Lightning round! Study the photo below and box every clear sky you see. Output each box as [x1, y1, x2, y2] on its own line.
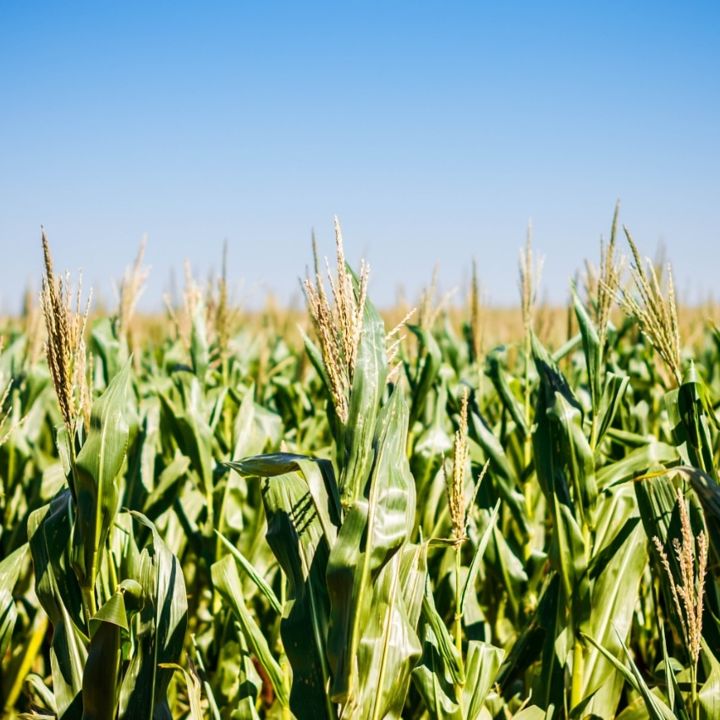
[1, 1, 719, 312]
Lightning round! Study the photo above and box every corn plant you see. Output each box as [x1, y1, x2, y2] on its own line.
[1, 215, 720, 719]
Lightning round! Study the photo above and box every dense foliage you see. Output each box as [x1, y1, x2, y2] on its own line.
[1, 222, 719, 719]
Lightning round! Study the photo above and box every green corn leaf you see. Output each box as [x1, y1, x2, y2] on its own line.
[412, 625, 463, 719]
[189, 295, 209, 378]
[0, 544, 28, 656]
[214, 530, 282, 613]
[582, 632, 678, 720]
[228, 453, 337, 719]
[596, 441, 678, 490]
[462, 641, 505, 719]
[699, 640, 720, 720]
[159, 376, 214, 520]
[72, 361, 132, 599]
[190, 635, 225, 720]
[421, 572, 464, 686]
[81, 592, 128, 720]
[353, 543, 426, 720]
[0, 589, 17, 661]
[406, 324, 442, 427]
[533, 573, 567, 710]
[485, 347, 528, 437]
[572, 289, 602, 417]
[339, 288, 387, 505]
[412, 572, 464, 719]
[514, 706, 551, 720]
[547, 391, 597, 518]
[28, 490, 88, 719]
[231, 384, 280, 460]
[227, 453, 341, 543]
[412, 380, 453, 534]
[495, 574, 562, 701]
[90, 318, 124, 385]
[157, 663, 204, 720]
[552, 497, 587, 609]
[460, 500, 500, 612]
[326, 385, 416, 704]
[595, 371, 630, 446]
[118, 512, 188, 720]
[467, 407, 528, 535]
[211, 555, 289, 709]
[577, 487, 648, 718]
[532, 334, 576, 508]
[666, 364, 716, 478]
[142, 452, 190, 520]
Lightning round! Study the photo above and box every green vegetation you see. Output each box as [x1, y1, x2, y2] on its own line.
[1, 215, 720, 719]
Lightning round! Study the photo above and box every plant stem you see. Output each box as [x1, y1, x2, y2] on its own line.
[691, 663, 699, 720]
[570, 634, 584, 709]
[454, 543, 463, 658]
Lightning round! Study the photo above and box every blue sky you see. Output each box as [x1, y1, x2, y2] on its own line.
[1, 1, 719, 311]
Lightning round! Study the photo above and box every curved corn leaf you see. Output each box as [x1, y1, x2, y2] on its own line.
[28, 490, 88, 719]
[157, 663, 204, 720]
[227, 453, 341, 543]
[82, 592, 128, 720]
[228, 453, 337, 719]
[596, 441, 678, 490]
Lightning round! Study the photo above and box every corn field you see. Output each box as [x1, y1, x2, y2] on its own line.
[1, 214, 720, 720]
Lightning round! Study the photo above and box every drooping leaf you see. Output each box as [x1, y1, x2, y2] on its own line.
[228, 453, 337, 719]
